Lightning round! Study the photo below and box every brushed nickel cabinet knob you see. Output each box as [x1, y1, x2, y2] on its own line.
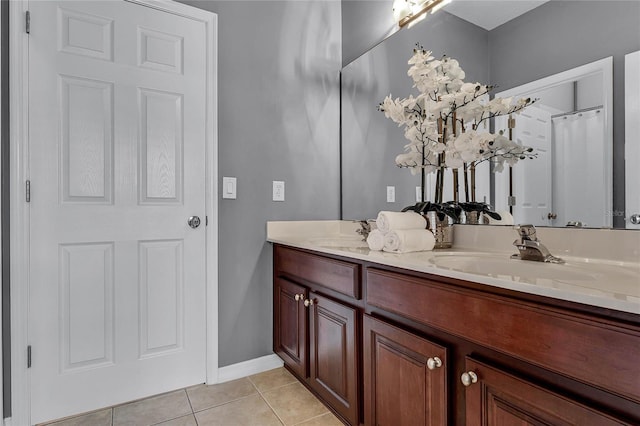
[461, 371, 478, 387]
[427, 357, 442, 370]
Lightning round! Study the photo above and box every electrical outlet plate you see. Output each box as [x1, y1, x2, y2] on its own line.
[222, 177, 237, 199]
[386, 186, 395, 203]
[273, 181, 285, 201]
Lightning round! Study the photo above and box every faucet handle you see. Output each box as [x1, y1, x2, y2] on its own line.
[513, 224, 537, 241]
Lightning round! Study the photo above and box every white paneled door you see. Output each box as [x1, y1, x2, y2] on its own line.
[28, 1, 208, 423]
[510, 106, 553, 226]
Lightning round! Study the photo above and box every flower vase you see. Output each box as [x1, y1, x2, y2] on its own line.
[424, 211, 454, 249]
[460, 210, 480, 225]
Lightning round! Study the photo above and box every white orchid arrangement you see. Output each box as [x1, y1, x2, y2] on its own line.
[379, 44, 536, 205]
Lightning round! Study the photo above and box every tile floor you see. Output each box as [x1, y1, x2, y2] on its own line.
[43, 367, 344, 426]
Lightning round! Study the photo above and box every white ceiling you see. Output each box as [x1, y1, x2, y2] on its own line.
[443, 0, 550, 30]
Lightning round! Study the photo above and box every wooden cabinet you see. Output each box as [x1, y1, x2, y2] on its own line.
[363, 315, 447, 426]
[463, 358, 634, 426]
[273, 246, 360, 425]
[272, 244, 640, 426]
[274, 277, 307, 378]
[309, 292, 358, 425]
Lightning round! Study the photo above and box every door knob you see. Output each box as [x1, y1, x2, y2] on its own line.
[631, 214, 640, 225]
[547, 212, 557, 220]
[304, 299, 315, 307]
[294, 294, 304, 301]
[188, 216, 201, 229]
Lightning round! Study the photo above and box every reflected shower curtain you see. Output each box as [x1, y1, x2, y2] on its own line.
[552, 109, 607, 227]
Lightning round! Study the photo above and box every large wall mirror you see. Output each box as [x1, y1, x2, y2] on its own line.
[341, 0, 640, 229]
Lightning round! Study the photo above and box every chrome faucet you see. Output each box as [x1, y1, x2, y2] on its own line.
[354, 220, 373, 241]
[511, 224, 564, 264]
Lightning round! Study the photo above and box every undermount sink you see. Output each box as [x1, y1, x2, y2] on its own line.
[429, 253, 596, 282]
[308, 236, 368, 248]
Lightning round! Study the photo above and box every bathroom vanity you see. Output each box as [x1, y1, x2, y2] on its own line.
[269, 221, 640, 425]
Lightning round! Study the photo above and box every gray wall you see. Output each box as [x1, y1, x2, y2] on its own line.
[1, 0, 10, 416]
[489, 0, 640, 228]
[342, 11, 489, 219]
[342, 0, 399, 67]
[179, 0, 342, 367]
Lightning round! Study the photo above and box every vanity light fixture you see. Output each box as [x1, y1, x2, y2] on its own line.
[393, 0, 452, 28]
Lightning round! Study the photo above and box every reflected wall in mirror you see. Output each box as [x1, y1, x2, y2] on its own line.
[625, 51, 640, 230]
[341, 0, 640, 228]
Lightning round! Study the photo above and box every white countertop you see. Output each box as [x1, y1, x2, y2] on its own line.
[267, 221, 640, 315]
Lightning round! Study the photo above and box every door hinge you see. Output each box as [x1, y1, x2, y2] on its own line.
[27, 345, 32, 368]
[26, 180, 31, 203]
[25, 11, 31, 34]
[206, 216, 208, 226]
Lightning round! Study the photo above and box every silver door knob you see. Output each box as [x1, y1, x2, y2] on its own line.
[631, 214, 640, 225]
[188, 216, 201, 229]
[461, 371, 478, 387]
[304, 299, 314, 307]
[294, 294, 304, 301]
[427, 357, 442, 370]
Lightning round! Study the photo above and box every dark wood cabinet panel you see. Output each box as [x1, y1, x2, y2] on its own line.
[309, 292, 359, 425]
[273, 243, 640, 426]
[464, 358, 633, 426]
[366, 268, 640, 403]
[274, 277, 307, 378]
[275, 245, 361, 298]
[363, 315, 447, 426]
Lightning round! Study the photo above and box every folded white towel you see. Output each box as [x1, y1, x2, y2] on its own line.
[366, 229, 385, 251]
[383, 229, 435, 253]
[376, 211, 426, 233]
[486, 210, 514, 225]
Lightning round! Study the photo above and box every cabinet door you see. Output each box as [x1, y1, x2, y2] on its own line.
[363, 315, 447, 426]
[274, 278, 307, 378]
[464, 357, 633, 426]
[309, 292, 359, 425]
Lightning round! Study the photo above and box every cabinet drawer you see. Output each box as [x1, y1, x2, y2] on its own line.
[366, 268, 640, 403]
[464, 357, 633, 425]
[275, 246, 361, 299]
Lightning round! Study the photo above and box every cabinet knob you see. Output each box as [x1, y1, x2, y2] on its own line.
[304, 299, 315, 307]
[294, 294, 304, 301]
[460, 371, 478, 387]
[426, 357, 442, 370]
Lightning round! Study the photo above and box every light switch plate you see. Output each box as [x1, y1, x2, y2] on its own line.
[386, 186, 395, 203]
[222, 177, 237, 199]
[273, 181, 285, 201]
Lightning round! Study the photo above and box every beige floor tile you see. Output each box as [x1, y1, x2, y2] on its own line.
[152, 414, 197, 426]
[261, 383, 328, 426]
[294, 412, 344, 426]
[113, 390, 192, 426]
[186, 378, 257, 412]
[194, 394, 283, 426]
[249, 367, 297, 393]
[45, 408, 112, 426]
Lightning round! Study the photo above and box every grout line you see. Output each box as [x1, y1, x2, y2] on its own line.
[291, 411, 332, 426]
[184, 387, 196, 414]
[256, 390, 287, 426]
[191, 392, 260, 414]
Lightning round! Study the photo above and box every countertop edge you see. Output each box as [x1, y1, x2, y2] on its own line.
[268, 237, 640, 315]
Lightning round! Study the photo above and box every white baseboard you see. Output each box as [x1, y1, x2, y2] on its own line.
[216, 353, 284, 384]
